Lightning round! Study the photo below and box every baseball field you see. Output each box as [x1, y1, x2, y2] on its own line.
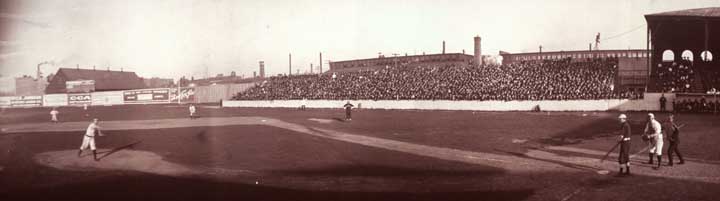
[1, 104, 720, 201]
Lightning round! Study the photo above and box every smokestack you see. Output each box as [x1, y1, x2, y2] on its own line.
[93, 65, 96, 70]
[289, 53, 292, 76]
[442, 41, 446, 54]
[310, 63, 314, 74]
[259, 61, 265, 78]
[76, 64, 79, 70]
[589, 43, 592, 51]
[474, 36, 482, 66]
[539, 46, 543, 53]
[319, 52, 322, 73]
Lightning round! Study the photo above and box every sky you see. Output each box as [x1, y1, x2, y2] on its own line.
[1, 0, 719, 93]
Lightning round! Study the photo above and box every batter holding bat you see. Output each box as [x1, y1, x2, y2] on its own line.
[78, 118, 105, 161]
[616, 114, 632, 176]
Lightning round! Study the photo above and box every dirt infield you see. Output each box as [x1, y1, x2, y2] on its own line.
[2, 105, 720, 200]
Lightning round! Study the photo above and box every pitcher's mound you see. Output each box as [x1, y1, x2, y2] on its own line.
[35, 149, 196, 176]
[35, 149, 255, 178]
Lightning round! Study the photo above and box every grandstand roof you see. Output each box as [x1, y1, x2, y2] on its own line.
[645, 7, 720, 20]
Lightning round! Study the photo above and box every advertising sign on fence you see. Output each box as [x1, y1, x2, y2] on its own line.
[91, 91, 124, 105]
[170, 87, 196, 103]
[0, 96, 13, 107]
[123, 88, 170, 104]
[68, 93, 92, 106]
[43, 94, 68, 107]
[10, 96, 43, 107]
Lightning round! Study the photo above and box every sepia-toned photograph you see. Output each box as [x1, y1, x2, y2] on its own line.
[1, 0, 720, 200]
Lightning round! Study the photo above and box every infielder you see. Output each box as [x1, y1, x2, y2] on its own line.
[50, 108, 59, 123]
[643, 113, 663, 169]
[343, 101, 354, 121]
[617, 114, 632, 176]
[78, 118, 104, 161]
[189, 104, 197, 119]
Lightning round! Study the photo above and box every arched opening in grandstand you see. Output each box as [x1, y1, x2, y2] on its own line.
[701, 50, 714, 62]
[681, 50, 694, 62]
[662, 50, 675, 62]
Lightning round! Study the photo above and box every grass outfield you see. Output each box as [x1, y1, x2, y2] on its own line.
[1, 105, 720, 201]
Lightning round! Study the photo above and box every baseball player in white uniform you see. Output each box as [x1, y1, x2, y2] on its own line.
[78, 118, 104, 161]
[50, 108, 59, 123]
[643, 113, 663, 169]
[189, 104, 197, 119]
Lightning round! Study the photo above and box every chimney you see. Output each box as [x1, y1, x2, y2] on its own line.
[289, 53, 292, 76]
[442, 41, 446, 54]
[319, 52, 323, 73]
[76, 64, 79, 70]
[93, 65, 96, 70]
[310, 63, 313, 74]
[474, 36, 482, 66]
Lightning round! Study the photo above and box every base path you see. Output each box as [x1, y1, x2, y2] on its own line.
[9, 116, 720, 184]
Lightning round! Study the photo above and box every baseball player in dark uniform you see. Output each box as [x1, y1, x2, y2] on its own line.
[617, 114, 632, 175]
[666, 114, 685, 166]
[343, 101, 354, 121]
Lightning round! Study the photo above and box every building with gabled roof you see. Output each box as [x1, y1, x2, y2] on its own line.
[45, 68, 146, 94]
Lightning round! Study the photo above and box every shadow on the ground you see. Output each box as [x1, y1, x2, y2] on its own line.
[96, 141, 143, 160]
[1, 173, 535, 201]
[269, 164, 504, 177]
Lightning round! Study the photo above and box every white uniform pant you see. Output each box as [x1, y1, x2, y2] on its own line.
[648, 134, 663, 155]
[80, 136, 96, 150]
[51, 115, 58, 121]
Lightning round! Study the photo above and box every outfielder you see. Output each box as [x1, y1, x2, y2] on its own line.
[617, 114, 632, 176]
[78, 118, 104, 161]
[189, 104, 197, 119]
[643, 113, 663, 169]
[50, 108, 59, 123]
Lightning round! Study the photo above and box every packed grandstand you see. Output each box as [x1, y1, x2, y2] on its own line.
[233, 58, 644, 101]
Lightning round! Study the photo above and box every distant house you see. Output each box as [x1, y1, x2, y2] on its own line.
[45, 68, 147, 94]
[15, 75, 48, 96]
[142, 77, 174, 88]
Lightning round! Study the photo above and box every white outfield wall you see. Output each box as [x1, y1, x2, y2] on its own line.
[223, 96, 663, 112]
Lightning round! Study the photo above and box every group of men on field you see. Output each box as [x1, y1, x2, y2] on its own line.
[616, 112, 684, 176]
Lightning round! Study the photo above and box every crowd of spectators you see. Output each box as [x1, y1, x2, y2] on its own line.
[656, 59, 696, 93]
[233, 58, 631, 101]
[673, 97, 720, 113]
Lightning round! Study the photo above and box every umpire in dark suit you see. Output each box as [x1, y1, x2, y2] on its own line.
[666, 114, 685, 166]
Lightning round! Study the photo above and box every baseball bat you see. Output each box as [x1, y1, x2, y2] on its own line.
[600, 141, 621, 162]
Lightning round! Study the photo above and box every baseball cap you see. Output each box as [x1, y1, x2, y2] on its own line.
[618, 114, 627, 119]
